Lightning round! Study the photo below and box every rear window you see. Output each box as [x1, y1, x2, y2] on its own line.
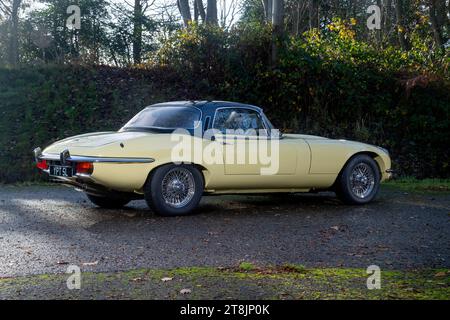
[122, 106, 201, 130]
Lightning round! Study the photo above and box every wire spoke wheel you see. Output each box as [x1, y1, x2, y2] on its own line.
[161, 167, 196, 208]
[349, 162, 375, 199]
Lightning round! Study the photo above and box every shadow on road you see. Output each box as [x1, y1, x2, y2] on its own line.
[0, 185, 449, 277]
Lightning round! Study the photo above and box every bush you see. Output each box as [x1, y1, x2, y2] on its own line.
[152, 22, 449, 178]
[0, 64, 191, 183]
[0, 22, 448, 182]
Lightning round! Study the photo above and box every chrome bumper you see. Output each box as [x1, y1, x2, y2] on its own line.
[34, 147, 155, 164]
[33, 147, 149, 199]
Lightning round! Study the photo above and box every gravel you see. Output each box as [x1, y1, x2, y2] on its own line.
[0, 185, 449, 277]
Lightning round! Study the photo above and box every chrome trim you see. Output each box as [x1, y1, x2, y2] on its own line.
[350, 162, 375, 199]
[60, 149, 70, 165]
[33, 147, 42, 163]
[161, 167, 196, 208]
[39, 153, 155, 163]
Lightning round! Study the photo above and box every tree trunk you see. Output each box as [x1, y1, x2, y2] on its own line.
[177, 0, 192, 27]
[206, 0, 218, 25]
[309, 0, 319, 29]
[194, 0, 199, 22]
[292, 1, 300, 35]
[272, 0, 284, 30]
[376, 0, 382, 46]
[196, 0, 206, 22]
[394, 0, 409, 50]
[383, 0, 392, 39]
[271, 0, 284, 65]
[262, 0, 273, 22]
[8, 0, 21, 67]
[435, 0, 447, 31]
[133, 0, 142, 64]
[429, 0, 444, 49]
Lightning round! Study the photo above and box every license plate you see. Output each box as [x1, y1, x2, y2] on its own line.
[49, 165, 73, 177]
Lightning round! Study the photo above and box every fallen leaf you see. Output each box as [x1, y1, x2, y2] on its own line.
[161, 277, 173, 282]
[331, 226, 339, 231]
[131, 277, 143, 282]
[82, 261, 98, 266]
[434, 272, 446, 277]
[180, 288, 191, 294]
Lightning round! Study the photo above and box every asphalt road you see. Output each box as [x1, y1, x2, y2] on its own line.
[0, 185, 449, 277]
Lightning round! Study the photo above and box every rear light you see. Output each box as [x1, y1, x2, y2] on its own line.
[76, 162, 94, 175]
[36, 160, 48, 170]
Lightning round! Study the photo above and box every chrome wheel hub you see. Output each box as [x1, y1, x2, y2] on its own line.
[161, 168, 195, 208]
[350, 163, 375, 199]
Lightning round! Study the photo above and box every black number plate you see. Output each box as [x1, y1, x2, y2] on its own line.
[49, 165, 73, 177]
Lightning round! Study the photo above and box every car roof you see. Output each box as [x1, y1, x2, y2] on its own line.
[148, 101, 263, 113]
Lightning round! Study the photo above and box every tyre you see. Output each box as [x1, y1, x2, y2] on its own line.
[144, 164, 204, 216]
[86, 194, 130, 208]
[335, 154, 381, 205]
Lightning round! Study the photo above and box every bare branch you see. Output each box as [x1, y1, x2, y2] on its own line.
[0, 0, 12, 15]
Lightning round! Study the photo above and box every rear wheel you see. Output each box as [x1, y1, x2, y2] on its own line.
[335, 154, 380, 204]
[144, 164, 204, 216]
[86, 194, 130, 208]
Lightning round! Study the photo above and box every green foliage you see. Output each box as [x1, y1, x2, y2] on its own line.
[0, 22, 449, 182]
[0, 64, 184, 182]
[1, 266, 449, 299]
[154, 23, 449, 178]
[385, 178, 450, 193]
[239, 262, 256, 271]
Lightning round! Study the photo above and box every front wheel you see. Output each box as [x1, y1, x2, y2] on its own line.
[335, 155, 381, 205]
[144, 164, 204, 216]
[86, 194, 130, 208]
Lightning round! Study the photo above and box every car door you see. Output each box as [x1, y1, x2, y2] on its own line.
[212, 107, 297, 176]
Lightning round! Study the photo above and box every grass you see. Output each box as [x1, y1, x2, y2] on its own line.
[0, 266, 448, 300]
[239, 262, 256, 271]
[384, 177, 450, 193]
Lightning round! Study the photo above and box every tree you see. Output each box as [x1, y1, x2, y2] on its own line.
[195, 0, 206, 22]
[261, 0, 272, 22]
[133, 0, 143, 64]
[0, 0, 23, 66]
[132, 0, 155, 64]
[428, 0, 445, 50]
[308, 0, 318, 29]
[176, 0, 217, 26]
[177, 0, 191, 26]
[394, 0, 409, 50]
[206, 0, 218, 25]
[271, 0, 284, 65]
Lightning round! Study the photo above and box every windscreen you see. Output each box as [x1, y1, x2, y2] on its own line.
[122, 106, 201, 130]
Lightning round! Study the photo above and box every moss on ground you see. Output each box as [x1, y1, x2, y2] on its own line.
[384, 178, 450, 193]
[0, 266, 448, 300]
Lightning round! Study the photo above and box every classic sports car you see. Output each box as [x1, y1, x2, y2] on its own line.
[34, 101, 392, 216]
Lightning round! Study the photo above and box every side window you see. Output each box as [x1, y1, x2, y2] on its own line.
[213, 108, 266, 136]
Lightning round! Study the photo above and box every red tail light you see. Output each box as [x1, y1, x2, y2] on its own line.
[76, 162, 94, 175]
[36, 160, 48, 170]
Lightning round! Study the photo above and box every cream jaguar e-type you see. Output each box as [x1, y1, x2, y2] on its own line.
[34, 101, 392, 216]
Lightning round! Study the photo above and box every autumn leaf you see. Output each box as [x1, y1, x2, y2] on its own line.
[161, 277, 173, 282]
[180, 288, 191, 294]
